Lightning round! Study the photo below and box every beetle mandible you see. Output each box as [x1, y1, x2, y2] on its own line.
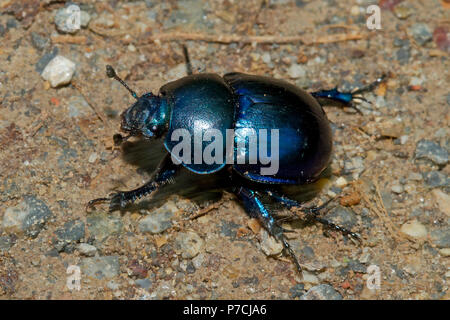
[88, 47, 385, 273]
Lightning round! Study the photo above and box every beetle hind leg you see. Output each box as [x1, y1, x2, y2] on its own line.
[234, 186, 302, 273]
[311, 74, 387, 114]
[264, 190, 361, 241]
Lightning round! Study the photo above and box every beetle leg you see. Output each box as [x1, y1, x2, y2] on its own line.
[87, 153, 179, 212]
[234, 186, 302, 273]
[262, 190, 361, 241]
[311, 74, 387, 114]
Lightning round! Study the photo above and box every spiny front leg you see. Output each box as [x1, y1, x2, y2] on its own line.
[87, 152, 179, 212]
[262, 190, 361, 241]
[234, 186, 302, 273]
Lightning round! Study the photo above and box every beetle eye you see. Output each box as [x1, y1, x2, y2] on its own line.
[152, 125, 157, 131]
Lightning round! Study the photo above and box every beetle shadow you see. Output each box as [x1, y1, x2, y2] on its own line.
[118, 138, 332, 214]
[119, 138, 232, 212]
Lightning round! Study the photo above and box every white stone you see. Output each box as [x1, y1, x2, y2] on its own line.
[77, 243, 97, 257]
[41, 56, 76, 87]
[432, 189, 450, 217]
[302, 271, 319, 284]
[259, 229, 283, 256]
[3, 201, 29, 233]
[174, 231, 204, 259]
[391, 184, 404, 194]
[262, 53, 271, 64]
[400, 220, 427, 239]
[335, 177, 348, 188]
[88, 153, 98, 163]
[287, 64, 306, 79]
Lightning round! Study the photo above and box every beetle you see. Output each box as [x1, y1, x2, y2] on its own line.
[88, 50, 385, 272]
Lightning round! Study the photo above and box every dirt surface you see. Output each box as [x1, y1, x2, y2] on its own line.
[0, 0, 449, 300]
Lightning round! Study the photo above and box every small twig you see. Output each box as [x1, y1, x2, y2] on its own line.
[189, 202, 221, 220]
[360, 180, 405, 243]
[51, 35, 87, 45]
[72, 81, 110, 129]
[88, 23, 365, 45]
[136, 32, 365, 46]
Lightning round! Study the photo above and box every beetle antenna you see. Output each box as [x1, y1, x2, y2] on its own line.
[106, 65, 138, 100]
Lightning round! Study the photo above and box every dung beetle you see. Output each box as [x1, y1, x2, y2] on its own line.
[88, 49, 385, 273]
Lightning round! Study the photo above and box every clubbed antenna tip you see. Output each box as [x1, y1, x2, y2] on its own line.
[105, 65, 138, 100]
[106, 65, 116, 78]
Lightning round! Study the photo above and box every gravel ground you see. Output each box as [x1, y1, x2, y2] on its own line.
[0, 0, 449, 300]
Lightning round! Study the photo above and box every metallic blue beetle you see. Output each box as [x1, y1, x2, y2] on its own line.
[89, 60, 384, 272]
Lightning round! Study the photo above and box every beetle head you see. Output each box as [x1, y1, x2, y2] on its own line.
[120, 93, 168, 139]
[106, 65, 169, 140]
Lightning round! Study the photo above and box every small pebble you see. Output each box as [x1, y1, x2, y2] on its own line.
[41, 55, 76, 88]
[174, 231, 204, 259]
[54, 220, 85, 251]
[0, 235, 16, 252]
[391, 184, 404, 194]
[87, 212, 123, 243]
[439, 248, 450, 257]
[289, 283, 305, 299]
[135, 278, 152, 290]
[287, 64, 306, 79]
[302, 271, 319, 284]
[423, 171, 449, 188]
[67, 95, 91, 118]
[106, 280, 120, 290]
[408, 172, 422, 181]
[410, 23, 433, 46]
[31, 32, 49, 51]
[393, 3, 414, 19]
[396, 46, 411, 65]
[138, 204, 176, 234]
[80, 256, 120, 279]
[433, 26, 450, 52]
[400, 220, 427, 239]
[54, 6, 82, 34]
[335, 177, 348, 188]
[3, 196, 52, 238]
[301, 284, 342, 300]
[80, 11, 91, 28]
[93, 13, 115, 28]
[259, 229, 283, 256]
[262, 53, 271, 64]
[430, 227, 450, 248]
[77, 243, 97, 257]
[88, 153, 98, 163]
[415, 140, 448, 166]
[192, 253, 204, 269]
[432, 189, 450, 216]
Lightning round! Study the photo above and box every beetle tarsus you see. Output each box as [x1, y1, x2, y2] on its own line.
[235, 186, 303, 274]
[311, 74, 388, 114]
